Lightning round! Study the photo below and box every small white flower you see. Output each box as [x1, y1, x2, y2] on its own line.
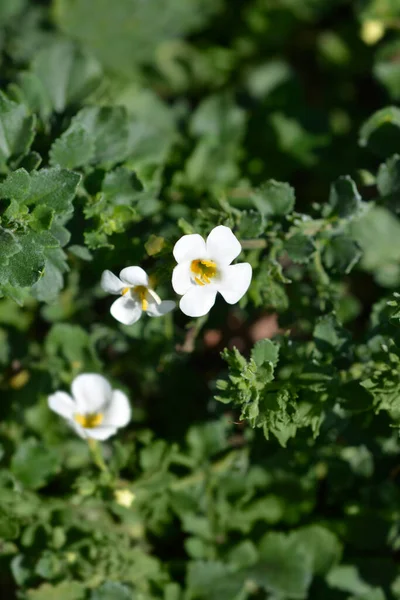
[48, 373, 131, 441]
[101, 266, 175, 325]
[172, 225, 252, 317]
[114, 488, 136, 508]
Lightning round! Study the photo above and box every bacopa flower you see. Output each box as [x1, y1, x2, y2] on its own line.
[172, 225, 252, 317]
[48, 373, 131, 440]
[101, 266, 175, 325]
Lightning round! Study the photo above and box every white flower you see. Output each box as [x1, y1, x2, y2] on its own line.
[48, 373, 131, 441]
[114, 489, 136, 508]
[172, 225, 252, 317]
[101, 266, 175, 325]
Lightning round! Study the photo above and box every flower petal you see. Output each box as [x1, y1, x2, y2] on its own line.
[69, 420, 86, 439]
[217, 263, 252, 304]
[147, 300, 176, 317]
[173, 234, 207, 263]
[110, 296, 142, 325]
[172, 261, 192, 295]
[84, 426, 118, 441]
[206, 225, 242, 265]
[101, 270, 124, 295]
[179, 287, 217, 317]
[48, 391, 76, 420]
[72, 373, 112, 414]
[119, 266, 149, 287]
[104, 390, 131, 427]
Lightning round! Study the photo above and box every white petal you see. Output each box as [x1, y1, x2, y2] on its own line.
[110, 296, 142, 325]
[217, 263, 252, 304]
[101, 270, 124, 295]
[206, 225, 242, 265]
[72, 373, 112, 414]
[179, 287, 217, 317]
[103, 390, 131, 427]
[48, 391, 76, 420]
[69, 420, 86, 439]
[172, 261, 192, 295]
[173, 234, 207, 263]
[119, 266, 149, 287]
[84, 426, 118, 441]
[147, 300, 176, 317]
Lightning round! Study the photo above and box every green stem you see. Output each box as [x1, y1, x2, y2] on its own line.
[88, 439, 109, 473]
[240, 239, 267, 249]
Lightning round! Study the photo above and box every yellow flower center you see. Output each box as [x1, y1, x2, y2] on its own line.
[190, 259, 217, 286]
[133, 285, 149, 310]
[121, 285, 149, 310]
[74, 412, 104, 428]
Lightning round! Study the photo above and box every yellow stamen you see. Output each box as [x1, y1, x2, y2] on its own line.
[121, 287, 130, 296]
[191, 259, 217, 286]
[133, 285, 149, 311]
[74, 413, 104, 428]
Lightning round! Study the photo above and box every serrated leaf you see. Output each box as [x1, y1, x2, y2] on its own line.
[251, 180, 295, 216]
[49, 124, 95, 169]
[251, 339, 279, 368]
[285, 232, 315, 263]
[0, 168, 31, 200]
[0, 91, 36, 169]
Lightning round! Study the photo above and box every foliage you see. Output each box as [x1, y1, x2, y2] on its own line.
[0, 0, 400, 598]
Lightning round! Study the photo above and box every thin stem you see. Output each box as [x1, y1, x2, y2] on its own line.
[240, 239, 267, 249]
[88, 439, 109, 474]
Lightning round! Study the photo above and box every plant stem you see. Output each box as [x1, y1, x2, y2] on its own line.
[88, 439, 109, 473]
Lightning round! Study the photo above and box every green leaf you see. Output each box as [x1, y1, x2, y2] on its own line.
[26, 168, 81, 214]
[0, 508, 19, 540]
[328, 176, 364, 219]
[90, 582, 133, 600]
[374, 40, 400, 101]
[0, 168, 31, 200]
[26, 581, 85, 600]
[187, 561, 246, 600]
[31, 248, 68, 302]
[326, 565, 373, 595]
[250, 532, 313, 598]
[4, 231, 58, 288]
[293, 526, 342, 575]
[62, 106, 129, 168]
[351, 206, 400, 287]
[251, 180, 296, 216]
[359, 106, 400, 157]
[377, 154, 400, 212]
[54, 0, 223, 75]
[323, 235, 362, 274]
[11, 439, 60, 489]
[0, 91, 36, 170]
[285, 232, 315, 263]
[0, 227, 22, 265]
[49, 124, 95, 169]
[313, 314, 349, 355]
[31, 39, 102, 113]
[251, 339, 279, 368]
